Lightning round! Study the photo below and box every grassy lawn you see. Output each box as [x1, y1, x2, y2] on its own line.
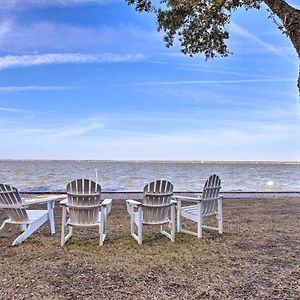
[0, 198, 299, 299]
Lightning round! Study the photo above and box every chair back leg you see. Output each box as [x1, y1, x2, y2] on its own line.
[21, 224, 27, 232]
[60, 207, 74, 246]
[160, 203, 175, 242]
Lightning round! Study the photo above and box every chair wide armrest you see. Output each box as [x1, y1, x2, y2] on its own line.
[60, 198, 68, 206]
[102, 198, 113, 214]
[172, 195, 201, 203]
[0, 204, 29, 209]
[126, 199, 142, 207]
[101, 198, 112, 206]
[25, 195, 61, 206]
[126, 199, 142, 215]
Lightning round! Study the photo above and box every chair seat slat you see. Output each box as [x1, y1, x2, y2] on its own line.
[67, 192, 100, 197]
[142, 203, 172, 208]
[145, 192, 173, 197]
[67, 204, 101, 209]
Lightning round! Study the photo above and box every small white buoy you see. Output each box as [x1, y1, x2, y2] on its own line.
[266, 180, 274, 190]
[95, 169, 98, 184]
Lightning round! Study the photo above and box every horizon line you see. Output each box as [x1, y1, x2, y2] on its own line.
[1, 159, 300, 164]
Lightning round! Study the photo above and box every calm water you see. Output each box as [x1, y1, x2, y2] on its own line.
[0, 160, 300, 192]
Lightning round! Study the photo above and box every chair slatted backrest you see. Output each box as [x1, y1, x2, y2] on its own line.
[142, 180, 173, 224]
[0, 184, 29, 223]
[202, 175, 221, 216]
[66, 179, 101, 226]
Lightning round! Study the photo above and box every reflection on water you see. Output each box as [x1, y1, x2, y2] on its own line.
[0, 160, 299, 192]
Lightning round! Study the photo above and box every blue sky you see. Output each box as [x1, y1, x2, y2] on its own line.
[0, 0, 299, 160]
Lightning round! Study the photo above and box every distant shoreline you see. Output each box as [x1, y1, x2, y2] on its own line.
[1, 159, 300, 164]
[22, 191, 300, 201]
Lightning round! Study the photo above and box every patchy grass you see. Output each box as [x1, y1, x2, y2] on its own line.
[0, 198, 299, 299]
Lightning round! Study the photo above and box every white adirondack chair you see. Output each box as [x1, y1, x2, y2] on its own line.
[173, 174, 223, 238]
[0, 184, 56, 246]
[126, 180, 176, 245]
[60, 179, 112, 246]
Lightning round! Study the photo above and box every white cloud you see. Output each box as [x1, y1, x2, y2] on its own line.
[52, 121, 106, 138]
[231, 22, 276, 52]
[0, 20, 12, 41]
[2, 118, 299, 160]
[129, 78, 296, 86]
[0, 20, 161, 54]
[0, 117, 107, 138]
[0, 0, 117, 10]
[178, 63, 281, 79]
[0, 53, 144, 69]
[1, 108, 300, 160]
[0, 106, 33, 113]
[0, 85, 73, 92]
[230, 22, 294, 62]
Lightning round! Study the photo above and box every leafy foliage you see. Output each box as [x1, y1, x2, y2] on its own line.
[127, 0, 265, 58]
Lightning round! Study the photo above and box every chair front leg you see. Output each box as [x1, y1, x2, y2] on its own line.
[177, 198, 182, 233]
[47, 200, 56, 234]
[61, 206, 67, 246]
[137, 206, 143, 245]
[99, 206, 106, 246]
[171, 203, 176, 242]
[218, 197, 223, 234]
[130, 206, 135, 237]
[197, 202, 203, 238]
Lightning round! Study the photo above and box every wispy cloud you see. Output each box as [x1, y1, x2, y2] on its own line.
[0, 106, 34, 113]
[0, 20, 12, 41]
[178, 63, 280, 79]
[53, 122, 106, 138]
[0, 21, 161, 54]
[129, 78, 295, 86]
[0, 85, 74, 92]
[0, 0, 117, 10]
[0, 116, 107, 138]
[1, 105, 299, 159]
[291, 2, 299, 9]
[0, 53, 144, 69]
[230, 22, 294, 62]
[1, 115, 299, 160]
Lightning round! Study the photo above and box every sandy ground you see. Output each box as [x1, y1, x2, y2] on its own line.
[0, 198, 299, 300]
